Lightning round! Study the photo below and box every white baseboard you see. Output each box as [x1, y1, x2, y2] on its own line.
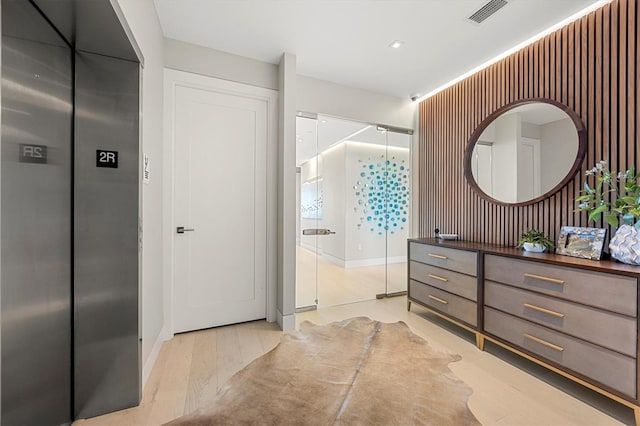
[277, 309, 295, 331]
[321, 252, 345, 267]
[344, 255, 406, 268]
[300, 241, 319, 252]
[320, 254, 407, 268]
[142, 325, 168, 388]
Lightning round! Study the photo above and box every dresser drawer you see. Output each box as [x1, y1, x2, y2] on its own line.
[485, 307, 636, 397]
[485, 255, 637, 316]
[409, 243, 477, 276]
[409, 280, 477, 327]
[485, 281, 637, 357]
[409, 261, 477, 301]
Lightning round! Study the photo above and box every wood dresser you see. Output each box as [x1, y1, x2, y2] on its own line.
[408, 238, 640, 422]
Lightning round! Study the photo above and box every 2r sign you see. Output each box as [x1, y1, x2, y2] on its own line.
[19, 144, 47, 164]
[96, 150, 118, 168]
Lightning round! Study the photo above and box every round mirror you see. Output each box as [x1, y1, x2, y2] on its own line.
[464, 98, 586, 206]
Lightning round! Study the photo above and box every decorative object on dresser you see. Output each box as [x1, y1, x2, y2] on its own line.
[408, 238, 640, 424]
[517, 228, 554, 252]
[555, 226, 607, 260]
[439, 233, 459, 241]
[576, 161, 640, 265]
[610, 225, 640, 266]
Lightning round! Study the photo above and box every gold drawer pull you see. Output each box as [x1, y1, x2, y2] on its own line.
[523, 333, 564, 352]
[428, 274, 449, 282]
[428, 253, 448, 260]
[428, 295, 449, 305]
[523, 303, 565, 318]
[523, 273, 565, 285]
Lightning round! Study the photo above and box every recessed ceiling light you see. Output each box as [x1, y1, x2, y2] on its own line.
[389, 40, 404, 49]
[321, 120, 327, 124]
[297, 138, 303, 143]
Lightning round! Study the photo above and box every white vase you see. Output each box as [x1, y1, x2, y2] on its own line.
[609, 224, 640, 265]
[523, 242, 546, 252]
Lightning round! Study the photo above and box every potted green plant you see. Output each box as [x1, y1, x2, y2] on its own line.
[517, 229, 555, 252]
[575, 160, 640, 227]
[575, 160, 640, 264]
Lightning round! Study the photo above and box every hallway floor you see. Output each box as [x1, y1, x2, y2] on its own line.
[296, 246, 407, 308]
[75, 297, 633, 425]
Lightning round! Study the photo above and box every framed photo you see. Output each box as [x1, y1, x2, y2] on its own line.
[556, 226, 607, 260]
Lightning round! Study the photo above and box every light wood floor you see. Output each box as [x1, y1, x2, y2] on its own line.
[296, 246, 407, 308]
[75, 297, 634, 425]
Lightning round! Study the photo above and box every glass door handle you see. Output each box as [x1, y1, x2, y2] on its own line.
[302, 228, 336, 235]
[176, 226, 195, 234]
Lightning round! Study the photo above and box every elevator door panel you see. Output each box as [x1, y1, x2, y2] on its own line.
[1, 1, 73, 424]
[74, 52, 140, 419]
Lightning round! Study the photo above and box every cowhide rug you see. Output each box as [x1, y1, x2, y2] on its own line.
[167, 317, 480, 425]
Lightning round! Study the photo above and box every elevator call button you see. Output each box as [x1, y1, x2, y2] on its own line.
[96, 150, 118, 168]
[19, 144, 47, 164]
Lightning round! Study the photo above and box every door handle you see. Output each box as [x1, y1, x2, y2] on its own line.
[176, 226, 195, 234]
[302, 229, 336, 236]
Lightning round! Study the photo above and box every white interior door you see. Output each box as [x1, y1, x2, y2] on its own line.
[171, 77, 268, 333]
[518, 138, 541, 202]
[474, 144, 493, 195]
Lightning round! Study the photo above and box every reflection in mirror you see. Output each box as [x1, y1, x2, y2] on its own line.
[468, 101, 584, 204]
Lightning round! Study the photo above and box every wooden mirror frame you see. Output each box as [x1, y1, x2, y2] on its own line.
[464, 98, 587, 207]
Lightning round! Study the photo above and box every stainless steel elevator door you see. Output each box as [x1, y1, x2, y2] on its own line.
[74, 51, 140, 419]
[1, 1, 73, 424]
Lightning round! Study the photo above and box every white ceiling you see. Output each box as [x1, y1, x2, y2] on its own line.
[153, 0, 602, 99]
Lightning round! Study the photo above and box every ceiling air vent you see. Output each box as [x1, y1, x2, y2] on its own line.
[468, 0, 508, 24]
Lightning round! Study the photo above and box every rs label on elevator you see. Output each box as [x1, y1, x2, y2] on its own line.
[19, 144, 47, 164]
[96, 150, 118, 168]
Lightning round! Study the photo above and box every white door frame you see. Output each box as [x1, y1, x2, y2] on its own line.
[163, 69, 278, 337]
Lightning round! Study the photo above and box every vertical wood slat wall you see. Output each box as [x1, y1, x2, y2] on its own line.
[418, 0, 638, 246]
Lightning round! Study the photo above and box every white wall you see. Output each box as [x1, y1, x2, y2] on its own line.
[164, 38, 278, 90]
[297, 75, 415, 129]
[521, 121, 541, 139]
[276, 53, 296, 331]
[318, 144, 346, 263]
[540, 118, 577, 192]
[517, 137, 540, 201]
[116, 0, 165, 385]
[492, 113, 519, 203]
